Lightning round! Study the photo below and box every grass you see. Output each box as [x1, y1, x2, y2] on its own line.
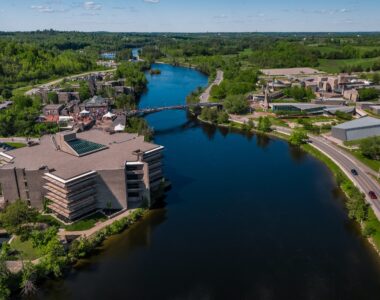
[4, 142, 26, 149]
[65, 212, 107, 231]
[350, 150, 380, 172]
[10, 236, 41, 260]
[318, 57, 380, 73]
[366, 209, 380, 250]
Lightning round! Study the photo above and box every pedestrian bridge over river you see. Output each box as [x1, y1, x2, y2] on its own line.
[125, 102, 222, 117]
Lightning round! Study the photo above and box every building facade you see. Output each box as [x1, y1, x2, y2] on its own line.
[0, 130, 164, 221]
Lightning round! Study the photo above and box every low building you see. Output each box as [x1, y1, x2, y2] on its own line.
[0, 130, 164, 221]
[43, 104, 64, 116]
[80, 96, 109, 115]
[343, 89, 359, 102]
[58, 92, 80, 104]
[312, 98, 347, 106]
[331, 117, 380, 141]
[357, 102, 378, 110]
[371, 105, 380, 115]
[270, 103, 326, 114]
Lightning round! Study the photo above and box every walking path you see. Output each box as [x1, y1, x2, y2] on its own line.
[59, 209, 135, 239]
[200, 70, 224, 103]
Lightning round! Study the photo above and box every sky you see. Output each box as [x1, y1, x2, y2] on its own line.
[0, 0, 379, 32]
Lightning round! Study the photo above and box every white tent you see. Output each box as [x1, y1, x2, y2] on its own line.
[114, 124, 125, 132]
[103, 111, 116, 119]
[80, 109, 90, 115]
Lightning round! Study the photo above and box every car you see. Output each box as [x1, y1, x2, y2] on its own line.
[351, 169, 358, 176]
[369, 191, 378, 200]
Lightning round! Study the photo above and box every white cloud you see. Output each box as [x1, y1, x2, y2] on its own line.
[31, 5, 54, 13]
[143, 0, 160, 4]
[83, 1, 102, 10]
[213, 14, 228, 19]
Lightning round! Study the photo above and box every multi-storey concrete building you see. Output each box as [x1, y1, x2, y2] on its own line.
[0, 130, 164, 221]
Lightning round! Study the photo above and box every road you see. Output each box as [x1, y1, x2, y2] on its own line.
[199, 70, 224, 103]
[25, 68, 117, 96]
[274, 126, 380, 219]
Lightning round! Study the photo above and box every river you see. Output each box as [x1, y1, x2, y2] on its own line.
[38, 64, 380, 299]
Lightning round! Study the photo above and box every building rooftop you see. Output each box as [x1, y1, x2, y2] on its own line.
[334, 117, 380, 130]
[260, 68, 323, 76]
[1, 130, 162, 180]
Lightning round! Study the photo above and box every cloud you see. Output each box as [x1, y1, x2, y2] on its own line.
[213, 14, 228, 19]
[83, 1, 102, 10]
[31, 5, 54, 13]
[143, 0, 160, 4]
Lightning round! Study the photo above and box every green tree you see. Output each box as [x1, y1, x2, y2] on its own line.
[47, 92, 58, 104]
[289, 129, 308, 146]
[115, 94, 136, 110]
[359, 88, 379, 101]
[0, 200, 38, 234]
[360, 136, 380, 160]
[223, 95, 248, 115]
[1, 89, 12, 100]
[257, 116, 272, 132]
[373, 73, 380, 85]
[217, 111, 229, 124]
[78, 82, 91, 101]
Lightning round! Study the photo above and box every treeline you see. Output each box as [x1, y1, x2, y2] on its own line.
[0, 95, 58, 137]
[0, 40, 95, 87]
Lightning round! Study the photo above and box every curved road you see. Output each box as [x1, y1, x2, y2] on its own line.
[199, 70, 224, 103]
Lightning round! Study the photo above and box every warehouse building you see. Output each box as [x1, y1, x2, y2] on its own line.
[0, 130, 164, 221]
[331, 117, 380, 141]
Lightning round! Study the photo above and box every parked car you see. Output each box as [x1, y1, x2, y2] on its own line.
[351, 169, 358, 176]
[369, 191, 378, 200]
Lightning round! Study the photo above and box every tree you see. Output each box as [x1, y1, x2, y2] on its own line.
[115, 94, 136, 111]
[0, 200, 38, 234]
[373, 73, 380, 85]
[20, 263, 37, 297]
[47, 92, 58, 104]
[223, 95, 248, 115]
[257, 117, 272, 132]
[359, 88, 379, 101]
[78, 82, 91, 101]
[217, 111, 229, 124]
[0, 257, 10, 299]
[360, 136, 380, 160]
[289, 129, 308, 146]
[1, 89, 12, 100]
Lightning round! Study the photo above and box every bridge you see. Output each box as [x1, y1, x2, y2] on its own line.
[125, 102, 222, 117]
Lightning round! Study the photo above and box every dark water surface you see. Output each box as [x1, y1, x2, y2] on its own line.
[39, 64, 380, 300]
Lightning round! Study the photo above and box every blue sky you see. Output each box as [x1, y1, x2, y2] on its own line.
[0, 0, 379, 32]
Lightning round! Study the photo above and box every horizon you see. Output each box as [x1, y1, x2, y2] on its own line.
[1, 0, 380, 32]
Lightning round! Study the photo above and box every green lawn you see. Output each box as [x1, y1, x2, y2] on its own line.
[10, 236, 41, 260]
[318, 57, 380, 73]
[65, 212, 107, 231]
[350, 150, 380, 172]
[4, 142, 26, 149]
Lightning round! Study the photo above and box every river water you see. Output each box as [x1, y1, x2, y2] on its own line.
[39, 64, 380, 299]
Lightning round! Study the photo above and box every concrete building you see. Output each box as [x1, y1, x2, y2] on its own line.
[331, 117, 380, 141]
[0, 130, 164, 221]
[57, 92, 80, 104]
[312, 98, 347, 106]
[371, 105, 380, 115]
[43, 104, 64, 117]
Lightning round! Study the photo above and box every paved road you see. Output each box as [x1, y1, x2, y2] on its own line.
[274, 126, 380, 219]
[200, 70, 224, 103]
[25, 69, 117, 96]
